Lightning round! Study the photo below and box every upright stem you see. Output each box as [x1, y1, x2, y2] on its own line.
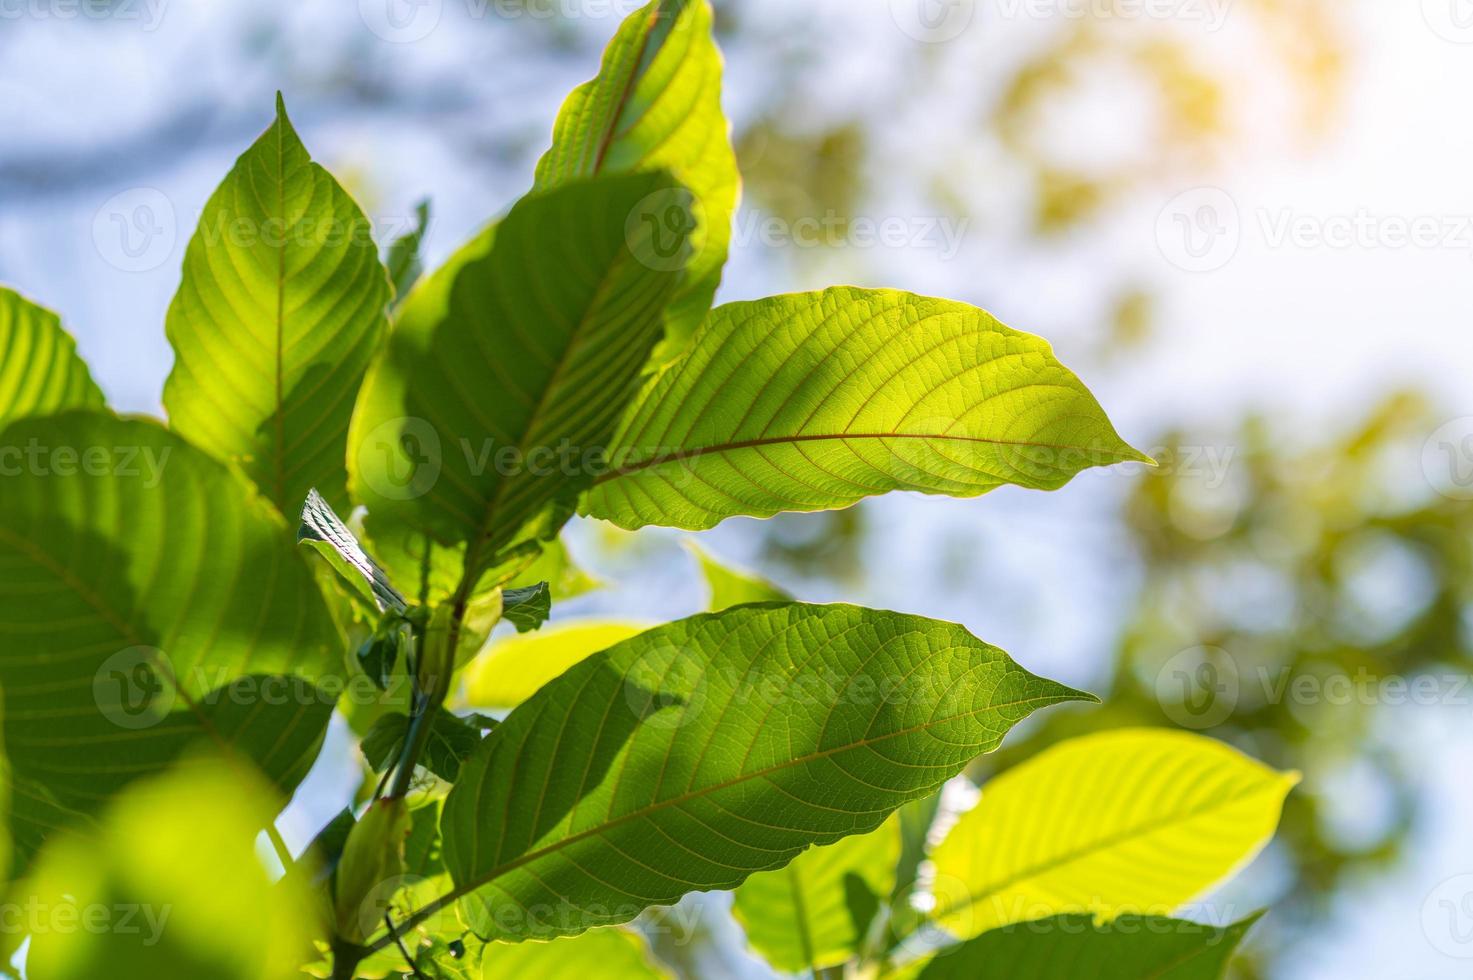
[330, 937, 368, 980]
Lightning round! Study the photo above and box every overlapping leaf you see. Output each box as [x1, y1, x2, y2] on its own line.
[460, 620, 650, 711]
[438, 603, 1089, 942]
[914, 913, 1261, 980]
[298, 488, 406, 614]
[0, 285, 105, 426]
[731, 815, 899, 972]
[349, 171, 690, 595]
[582, 288, 1148, 531]
[930, 729, 1297, 941]
[163, 95, 391, 514]
[687, 541, 789, 609]
[536, 0, 737, 354]
[0, 412, 340, 868]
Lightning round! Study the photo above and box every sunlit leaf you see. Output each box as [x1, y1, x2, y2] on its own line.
[0, 285, 106, 427]
[349, 171, 690, 597]
[731, 815, 900, 972]
[536, 0, 737, 355]
[459, 620, 650, 711]
[23, 756, 319, 979]
[480, 928, 671, 979]
[0, 412, 340, 869]
[387, 198, 431, 309]
[437, 603, 1089, 942]
[501, 582, 551, 633]
[914, 913, 1261, 980]
[582, 288, 1148, 531]
[930, 729, 1296, 941]
[163, 94, 391, 514]
[298, 488, 406, 614]
[686, 541, 789, 609]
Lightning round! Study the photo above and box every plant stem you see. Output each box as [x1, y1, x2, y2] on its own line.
[330, 937, 368, 980]
[387, 693, 435, 799]
[266, 821, 294, 871]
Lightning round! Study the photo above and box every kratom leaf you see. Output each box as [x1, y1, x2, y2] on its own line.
[349, 171, 690, 596]
[930, 729, 1297, 941]
[299, 488, 407, 614]
[388, 198, 432, 309]
[913, 913, 1262, 980]
[23, 756, 319, 980]
[361, 709, 485, 784]
[0, 285, 106, 426]
[536, 0, 737, 355]
[163, 94, 391, 514]
[460, 620, 650, 711]
[731, 815, 900, 973]
[686, 540, 789, 609]
[437, 603, 1089, 942]
[0, 412, 340, 869]
[480, 928, 672, 979]
[501, 582, 551, 633]
[582, 287, 1148, 531]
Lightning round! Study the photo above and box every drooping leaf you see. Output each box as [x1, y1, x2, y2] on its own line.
[479, 928, 672, 979]
[361, 709, 486, 784]
[686, 540, 789, 609]
[349, 171, 691, 596]
[0, 411, 340, 869]
[23, 756, 319, 980]
[299, 488, 407, 614]
[501, 582, 551, 633]
[582, 287, 1149, 531]
[731, 816, 900, 973]
[438, 603, 1090, 942]
[536, 0, 737, 356]
[930, 729, 1297, 941]
[459, 620, 650, 711]
[914, 913, 1262, 980]
[387, 198, 432, 309]
[0, 285, 106, 426]
[163, 94, 391, 514]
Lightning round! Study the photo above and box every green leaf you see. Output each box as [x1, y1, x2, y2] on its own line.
[0, 412, 340, 869]
[460, 620, 650, 711]
[930, 729, 1297, 942]
[913, 913, 1262, 980]
[23, 755, 320, 980]
[299, 487, 407, 614]
[731, 816, 900, 973]
[438, 602, 1089, 942]
[361, 709, 485, 784]
[0, 285, 106, 426]
[535, 0, 737, 356]
[686, 540, 789, 609]
[479, 928, 672, 979]
[582, 287, 1149, 531]
[388, 198, 432, 309]
[349, 170, 691, 596]
[163, 94, 392, 514]
[502, 582, 551, 633]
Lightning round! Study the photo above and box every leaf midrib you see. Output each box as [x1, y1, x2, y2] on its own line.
[594, 431, 1138, 484]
